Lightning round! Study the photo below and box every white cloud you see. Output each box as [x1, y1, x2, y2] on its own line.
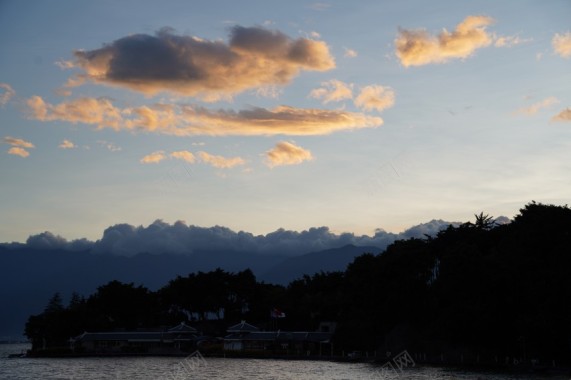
[0, 83, 15, 106]
[27, 96, 123, 129]
[395, 15, 494, 67]
[552, 31, 571, 58]
[309, 79, 353, 104]
[551, 108, 571, 122]
[97, 140, 121, 152]
[58, 139, 76, 149]
[7, 147, 30, 158]
[517, 96, 559, 116]
[354, 85, 395, 112]
[344, 47, 358, 58]
[3, 137, 34, 158]
[140, 151, 167, 164]
[198, 151, 245, 168]
[2, 136, 35, 149]
[494, 34, 532, 48]
[265, 141, 313, 167]
[27, 96, 383, 136]
[171, 150, 196, 163]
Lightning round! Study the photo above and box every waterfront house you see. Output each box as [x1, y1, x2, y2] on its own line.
[72, 322, 199, 354]
[223, 321, 333, 356]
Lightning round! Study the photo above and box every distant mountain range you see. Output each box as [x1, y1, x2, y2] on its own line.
[0, 218, 474, 339]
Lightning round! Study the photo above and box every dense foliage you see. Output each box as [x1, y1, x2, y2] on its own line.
[25, 202, 571, 362]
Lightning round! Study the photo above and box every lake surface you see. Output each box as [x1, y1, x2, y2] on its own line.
[1, 344, 568, 380]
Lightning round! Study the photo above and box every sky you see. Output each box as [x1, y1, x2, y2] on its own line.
[0, 0, 570, 243]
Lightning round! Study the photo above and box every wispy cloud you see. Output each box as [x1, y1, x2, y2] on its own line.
[308, 2, 330, 11]
[517, 96, 559, 116]
[27, 96, 383, 136]
[309, 79, 353, 104]
[395, 15, 494, 67]
[354, 85, 395, 112]
[198, 151, 245, 168]
[2, 136, 35, 158]
[96, 140, 121, 152]
[308, 81, 396, 113]
[343, 47, 358, 58]
[552, 31, 571, 58]
[0, 83, 15, 106]
[64, 26, 335, 100]
[2, 136, 35, 149]
[170, 150, 196, 163]
[140, 151, 167, 164]
[265, 141, 313, 167]
[551, 108, 571, 122]
[494, 34, 532, 48]
[27, 96, 122, 129]
[7, 147, 30, 158]
[58, 139, 76, 149]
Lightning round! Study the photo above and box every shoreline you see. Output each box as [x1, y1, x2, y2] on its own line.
[10, 350, 570, 376]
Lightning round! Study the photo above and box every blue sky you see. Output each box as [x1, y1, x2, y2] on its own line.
[1, 0, 570, 242]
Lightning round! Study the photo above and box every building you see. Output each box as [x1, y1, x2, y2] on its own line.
[223, 321, 333, 356]
[72, 322, 199, 355]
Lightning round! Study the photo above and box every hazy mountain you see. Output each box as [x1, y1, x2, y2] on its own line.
[0, 218, 468, 339]
[259, 244, 381, 285]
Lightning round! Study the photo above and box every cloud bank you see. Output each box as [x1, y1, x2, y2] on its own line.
[66, 26, 335, 100]
[5, 219, 471, 257]
[27, 96, 383, 136]
[395, 15, 494, 67]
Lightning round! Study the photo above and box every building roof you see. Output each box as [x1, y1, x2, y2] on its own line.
[168, 322, 197, 333]
[227, 320, 260, 332]
[73, 323, 199, 343]
[224, 331, 332, 343]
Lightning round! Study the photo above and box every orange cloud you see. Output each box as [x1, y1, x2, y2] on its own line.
[265, 141, 313, 167]
[395, 15, 494, 67]
[198, 151, 245, 168]
[551, 108, 571, 122]
[27, 96, 122, 129]
[27, 96, 382, 136]
[553, 32, 571, 58]
[7, 147, 30, 158]
[0, 83, 15, 106]
[170, 150, 196, 163]
[517, 97, 559, 116]
[140, 151, 167, 164]
[67, 26, 335, 100]
[2, 136, 35, 149]
[309, 80, 353, 104]
[354, 85, 395, 112]
[59, 139, 76, 149]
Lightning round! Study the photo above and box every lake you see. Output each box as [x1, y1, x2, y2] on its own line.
[1, 344, 568, 380]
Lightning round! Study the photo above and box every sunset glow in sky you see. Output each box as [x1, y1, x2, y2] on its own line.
[1, 0, 570, 242]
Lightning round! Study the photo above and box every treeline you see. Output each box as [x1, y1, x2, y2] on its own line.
[26, 202, 571, 362]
